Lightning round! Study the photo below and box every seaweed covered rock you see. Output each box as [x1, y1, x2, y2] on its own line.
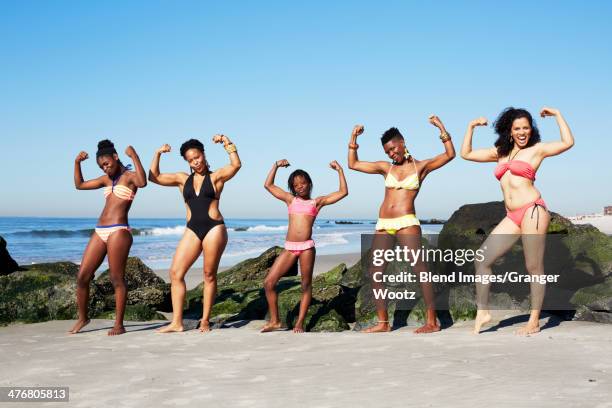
[435, 202, 612, 314]
[275, 264, 353, 331]
[95, 257, 171, 311]
[571, 277, 612, 324]
[216, 246, 297, 286]
[96, 304, 166, 321]
[185, 259, 356, 331]
[0, 262, 105, 325]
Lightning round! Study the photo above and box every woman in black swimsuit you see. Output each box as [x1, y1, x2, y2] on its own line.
[149, 135, 241, 333]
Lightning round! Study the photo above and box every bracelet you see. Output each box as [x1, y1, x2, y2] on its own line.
[225, 143, 237, 154]
[439, 131, 451, 142]
[348, 143, 359, 150]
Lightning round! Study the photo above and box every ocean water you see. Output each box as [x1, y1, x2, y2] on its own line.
[0, 217, 444, 269]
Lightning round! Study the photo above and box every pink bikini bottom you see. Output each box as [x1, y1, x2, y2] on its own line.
[285, 239, 315, 256]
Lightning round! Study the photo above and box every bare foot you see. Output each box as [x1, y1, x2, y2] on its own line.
[156, 322, 184, 333]
[361, 321, 391, 333]
[414, 323, 440, 334]
[293, 324, 305, 333]
[515, 322, 540, 336]
[260, 321, 283, 333]
[68, 319, 90, 334]
[473, 311, 492, 334]
[199, 320, 211, 333]
[107, 324, 126, 336]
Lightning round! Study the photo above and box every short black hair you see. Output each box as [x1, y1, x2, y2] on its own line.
[288, 169, 313, 196]
[96, 139, 117, 158]
[180, 139, 205, 158]
[381, 127, 404, 145]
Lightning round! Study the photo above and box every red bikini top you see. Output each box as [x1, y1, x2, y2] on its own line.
[494, 154, 537, 181]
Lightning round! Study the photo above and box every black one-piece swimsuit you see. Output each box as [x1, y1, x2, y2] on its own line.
[183, 173, 224, 241]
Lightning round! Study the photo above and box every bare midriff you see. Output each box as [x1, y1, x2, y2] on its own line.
[378, 188, 419, 218]
[286, 214, 316, 241]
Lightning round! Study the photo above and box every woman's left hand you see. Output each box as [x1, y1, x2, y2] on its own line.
[329, 160, 342, 171]
[125, 145, 136, 157]
[212, 134, 227, 144]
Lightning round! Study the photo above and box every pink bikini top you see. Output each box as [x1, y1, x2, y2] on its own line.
[288, 197, 318, 217]
[494, 160, 536, 181]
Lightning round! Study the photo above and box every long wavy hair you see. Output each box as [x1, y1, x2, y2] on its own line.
[493, 107, 541, 157]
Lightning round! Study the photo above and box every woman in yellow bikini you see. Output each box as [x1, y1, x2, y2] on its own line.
[347, 116, 455, 333]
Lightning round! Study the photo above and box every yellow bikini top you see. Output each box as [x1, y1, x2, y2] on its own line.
[384, 160, 420, 190]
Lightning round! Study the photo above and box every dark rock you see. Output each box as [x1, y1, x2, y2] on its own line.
[0, 236, 22, 276]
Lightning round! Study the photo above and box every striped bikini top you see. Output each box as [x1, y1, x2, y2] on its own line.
[384, 160, 420, 190]
[288, 197, 318, 217]
[103, 171, 135, 201]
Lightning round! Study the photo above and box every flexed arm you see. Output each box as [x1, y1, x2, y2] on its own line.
[212, 134, 242, 182]
[318, 161, 349, 207]
[460, 117, 498, 162]
[125, 145, 147, 188]
[347, 125, 388, 174]
[537, 107, 574, 158]
[421, 115, 456, 177]
[264, 160, 294, 203]
[74, 151, 105, 190]
[148, 144, 185, 187]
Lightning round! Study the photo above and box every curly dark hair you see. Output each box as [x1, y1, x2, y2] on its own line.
[288, 169, 313, 196]
[180, 139, 210, 173]
[493, 107, 541, 157]
[381, 127, 404, 145]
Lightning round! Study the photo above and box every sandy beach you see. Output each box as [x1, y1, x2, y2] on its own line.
[567, 215, 612, 235]
[1, 313, 610, 408]
[154, 252, 362, 290]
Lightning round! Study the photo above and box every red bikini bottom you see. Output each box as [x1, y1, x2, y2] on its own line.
[506, 198, 547, 229]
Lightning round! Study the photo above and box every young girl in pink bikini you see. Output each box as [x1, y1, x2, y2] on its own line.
[461, 107, 574, 335]
[261, 159, 348, 333]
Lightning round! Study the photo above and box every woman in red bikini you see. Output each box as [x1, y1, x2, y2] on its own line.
[461, 107, 574, 335]
[261, 159, 348, 333]
[69, 140, 147, 336]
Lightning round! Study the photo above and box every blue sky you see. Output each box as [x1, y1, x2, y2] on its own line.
[1, 1, 611, 219]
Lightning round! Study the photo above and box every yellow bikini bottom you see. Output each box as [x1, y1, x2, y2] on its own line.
[375, 214, 420, 235]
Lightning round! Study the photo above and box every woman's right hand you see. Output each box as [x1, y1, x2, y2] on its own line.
[469, 117, 488, 128]
[75, 151, 89, 163]
[157, 144, 171, 154]
[352, 124, 364, 138]
[275, 159, 290, 168]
